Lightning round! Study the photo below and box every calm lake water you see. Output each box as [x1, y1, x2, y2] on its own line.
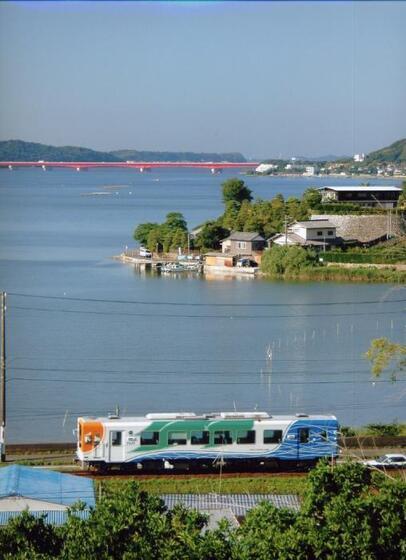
[0, 168, 404, 442]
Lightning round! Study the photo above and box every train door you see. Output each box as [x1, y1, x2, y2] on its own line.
[108, 430, 125, 463]
[297, 427, 310, 459]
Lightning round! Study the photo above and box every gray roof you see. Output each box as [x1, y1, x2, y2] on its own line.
[161, 493, 300, 516]
[295, 220, 336, 228]
[226, 231, 265, 242]
[320, 186, 401, 192]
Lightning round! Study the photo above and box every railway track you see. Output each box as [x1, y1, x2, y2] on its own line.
[71, 469, 308, 480]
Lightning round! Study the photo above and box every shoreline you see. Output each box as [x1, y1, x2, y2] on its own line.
[115, 255, 406, 283]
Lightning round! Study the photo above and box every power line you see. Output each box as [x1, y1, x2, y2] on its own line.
[9, 304, 405, 320]
[6, 356, 367, 363]
[8, 376, 405, 386]
[7, 292, 406, 307]
[7, 366, 372, 377]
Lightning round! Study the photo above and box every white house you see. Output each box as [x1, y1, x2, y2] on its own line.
[270, 219, 339, 248]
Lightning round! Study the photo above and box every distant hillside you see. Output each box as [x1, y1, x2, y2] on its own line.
[365, 138, 406, 164]
[111, 149, 246, 163]
[0, 140, 121, 162]
[0, 140, 246, 163]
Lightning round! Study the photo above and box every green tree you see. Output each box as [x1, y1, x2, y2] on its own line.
[194, 221, 229, 250]
[133, 222, 159, 245]
[221, 178, 253, 205]
[365, 337, 406, 380]
[164, 212, 187, 232]
[302, 187, 322, 208]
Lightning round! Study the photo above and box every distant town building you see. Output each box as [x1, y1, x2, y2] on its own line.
[319, 186, 402, 208]
[270, 220, 339, 248]
[353, 153, 365, 162]
[303, 166, 316, 176]
[255, 163, 278, 174]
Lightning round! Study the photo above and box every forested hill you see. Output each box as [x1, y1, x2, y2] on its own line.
[365, 138, 406, 164]
[0, 140, 121, 162]
[111, 149, 246, 162]
[0, 140, 246, 163]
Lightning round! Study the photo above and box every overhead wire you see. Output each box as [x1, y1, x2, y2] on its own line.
[6, 291, 406, 307]
[8, 304, 405, 320]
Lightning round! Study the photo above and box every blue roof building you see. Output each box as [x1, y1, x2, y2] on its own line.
[0, 465, 95, 523]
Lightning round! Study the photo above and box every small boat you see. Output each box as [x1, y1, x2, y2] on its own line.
[160, 262, 186, 273]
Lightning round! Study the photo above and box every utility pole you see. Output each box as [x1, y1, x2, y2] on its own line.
[0, 292, 6, 462]
[284, 216, 289, 246]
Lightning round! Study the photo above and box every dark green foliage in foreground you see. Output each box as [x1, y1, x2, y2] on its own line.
[1, 462, 405, 560]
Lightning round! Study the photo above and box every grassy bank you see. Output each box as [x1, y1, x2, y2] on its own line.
[100, 475, 308, 496]
[282, 265, 406, 283]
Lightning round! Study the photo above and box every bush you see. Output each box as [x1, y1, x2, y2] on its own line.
[261, 246, 319, 275]
[364, 423, 402, 437]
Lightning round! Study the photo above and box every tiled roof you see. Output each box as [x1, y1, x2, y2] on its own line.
[161, 493, 300, 516]
[0, 465, 95, 508]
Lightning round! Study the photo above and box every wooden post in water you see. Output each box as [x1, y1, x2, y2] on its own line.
[0, 292, 6, 462]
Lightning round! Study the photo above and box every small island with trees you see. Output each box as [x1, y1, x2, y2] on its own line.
[132, 177, 406, 283]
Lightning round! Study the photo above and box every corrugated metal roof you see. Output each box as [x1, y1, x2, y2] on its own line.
[161, 494, 300, 516]
[0, 509, 90, 526]
[0, 466, 95, 508]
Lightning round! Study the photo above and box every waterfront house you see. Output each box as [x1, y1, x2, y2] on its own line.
[270, 219, 339, 249]
[221, 232, 266, 255]
[319, 186, 402, 208]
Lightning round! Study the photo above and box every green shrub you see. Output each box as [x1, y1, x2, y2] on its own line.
[364, 423, 402, 437]
[261, 246, 319, 275]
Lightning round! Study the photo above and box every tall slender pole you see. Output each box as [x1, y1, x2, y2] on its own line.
[0, 292, 6, 462]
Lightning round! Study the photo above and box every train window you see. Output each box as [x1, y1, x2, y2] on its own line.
[168, 432, 187, 446]
[111, 431, 122, 446]
[320, 430, 328, 441]
[140, 431, 159, 445]
[299, 428, 310, 444]
[214, 431, 233, 445]
[191, 431, 209, 445]
[237, 430, 256, 444]
[263, 430, 282, 444]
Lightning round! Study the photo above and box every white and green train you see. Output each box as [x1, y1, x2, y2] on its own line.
[77, 411, 339, 471]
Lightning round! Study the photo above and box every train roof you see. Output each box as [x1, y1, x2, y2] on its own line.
[79, 412, 338, 424]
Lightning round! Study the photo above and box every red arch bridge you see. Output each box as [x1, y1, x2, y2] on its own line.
[1, 161, 259, 173]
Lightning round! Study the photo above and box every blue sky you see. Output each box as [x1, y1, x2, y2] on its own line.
[0, 1, 405, 158]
